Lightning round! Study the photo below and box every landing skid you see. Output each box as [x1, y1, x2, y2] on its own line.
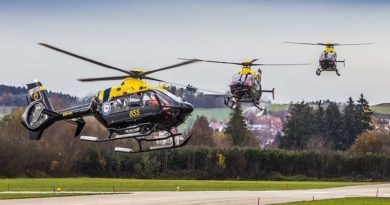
[115, 133, 191, 153]
[253, 102, 265, 111]
[80, 125, 191, 153]
[316, 68, 340, 76]
[224, 96, 264, 111]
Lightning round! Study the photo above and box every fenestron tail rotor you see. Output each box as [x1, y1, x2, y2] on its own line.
[39, 43, 199, 82]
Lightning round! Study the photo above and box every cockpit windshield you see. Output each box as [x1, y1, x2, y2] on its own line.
[155, 90, 181, 107]
[231, 74, 254, 86]
[320, 52, 336, 61]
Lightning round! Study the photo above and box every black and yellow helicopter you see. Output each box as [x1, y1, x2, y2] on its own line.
[179, 58, 307, 110]
[284, 42, 372, 76]
[21, 43, 199, 154]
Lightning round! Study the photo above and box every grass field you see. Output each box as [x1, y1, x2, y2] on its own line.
[0, 193, 93, 200]
[0, 178, 372, 192]
[190, 108, 232, 122]
[372, 105, 390, 115]
[276, 197, 390, 205]
[266, 104, 290, 112]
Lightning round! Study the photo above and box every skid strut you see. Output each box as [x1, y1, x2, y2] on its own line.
[80, 123, 156, 142]
[224, 96, 236, 109]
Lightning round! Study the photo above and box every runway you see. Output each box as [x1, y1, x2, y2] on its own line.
[1, 184, 390, 205]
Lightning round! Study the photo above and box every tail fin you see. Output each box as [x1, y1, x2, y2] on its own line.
[21, 81, 57, 140]
[25, 81, 54, 111]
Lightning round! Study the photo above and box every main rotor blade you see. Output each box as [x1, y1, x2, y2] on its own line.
[179, 57, 306, 67]
[194, 87, 226, 95]
[283, 42, 325, 46]
[163, 81, 226, 95]
[142, 76, 165, 82]
[38, 43, 132, 75]
[284, 42, 373, 46]
[178, 58, 243, 66]
[141, 59, 199, 76]
[251, 63, 310, 66]
[78, 75, 129, 82]
[332, 43, 373, 46]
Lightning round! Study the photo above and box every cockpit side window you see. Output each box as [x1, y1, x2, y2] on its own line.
[142, 91, 160, 107]
[123, 94, 141, 107]
[320, 52, 326, 60]
[232, 74, 241, 83]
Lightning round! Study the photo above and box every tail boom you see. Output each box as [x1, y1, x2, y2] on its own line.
[21, 81, 91, 140]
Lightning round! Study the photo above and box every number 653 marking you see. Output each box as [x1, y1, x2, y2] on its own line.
[129, 109, 140, 118]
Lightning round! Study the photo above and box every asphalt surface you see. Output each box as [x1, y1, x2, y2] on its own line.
[1, 184, 390, 205]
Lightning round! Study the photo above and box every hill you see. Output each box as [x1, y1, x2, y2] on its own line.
[372, 103, 390, 115]
[0, 84, 81, 108]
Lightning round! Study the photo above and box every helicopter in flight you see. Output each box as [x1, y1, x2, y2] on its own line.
[284, 42, 372, 76]
[179, 58, 307, 110]
[21, 43, 199, 154]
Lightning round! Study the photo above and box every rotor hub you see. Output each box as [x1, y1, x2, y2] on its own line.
[130, 68, 143, 73]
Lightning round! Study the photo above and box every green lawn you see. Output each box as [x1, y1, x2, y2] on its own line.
[266, 104, 290, 112]
[276, 197, 390, 205]
[0, 193, 92, 200]
[0, 178, 372, 192]
[372, 105, 390, 115]
[190, 108, 232, 122]
[178, 108, 231, 131]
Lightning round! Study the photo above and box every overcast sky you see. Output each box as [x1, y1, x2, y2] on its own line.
[0, 0, 389, 104]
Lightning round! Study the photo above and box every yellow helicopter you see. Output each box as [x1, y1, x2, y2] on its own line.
[179, 58, 307, 110]
[21, 43, 199, 154]
[284, 42, 372, 76]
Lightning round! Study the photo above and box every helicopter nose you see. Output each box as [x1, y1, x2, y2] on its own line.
[181, 102, 194, 115]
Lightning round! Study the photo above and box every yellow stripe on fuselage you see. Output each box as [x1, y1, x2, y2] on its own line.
[97, 78, 167, 102]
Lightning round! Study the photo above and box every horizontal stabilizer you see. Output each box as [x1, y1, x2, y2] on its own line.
[262, 88, 275, 100]
[336, 59, 346, 67]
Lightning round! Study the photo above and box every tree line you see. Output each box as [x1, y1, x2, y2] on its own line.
[0, 84, 80, 107]
[278, 94, 374, 151]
